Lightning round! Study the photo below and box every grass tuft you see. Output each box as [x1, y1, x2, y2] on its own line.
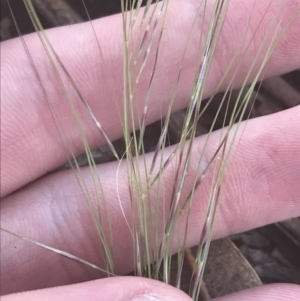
[2, 0, 299, 299]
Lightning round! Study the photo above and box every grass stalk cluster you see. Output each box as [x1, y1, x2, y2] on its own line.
[2, 0, 299, 299]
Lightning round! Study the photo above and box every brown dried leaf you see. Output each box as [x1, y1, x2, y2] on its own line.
[200, 238, 262, 298]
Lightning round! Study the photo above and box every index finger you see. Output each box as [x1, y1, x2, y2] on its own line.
[1, 0, 300, 197]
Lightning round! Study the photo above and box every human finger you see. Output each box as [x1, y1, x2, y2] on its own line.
[1, 0, 300, 197]
[1, 276, 193, 301]
[213, 283, 300, 301]
[1, 105, 299, 294]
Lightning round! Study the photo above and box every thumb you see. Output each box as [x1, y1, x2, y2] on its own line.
[1, 276, 193, 301]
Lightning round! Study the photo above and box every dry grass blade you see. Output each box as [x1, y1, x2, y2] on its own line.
[1, 228, 113, 275]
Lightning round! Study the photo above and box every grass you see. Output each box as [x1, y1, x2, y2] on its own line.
[2, 0, 299, 299]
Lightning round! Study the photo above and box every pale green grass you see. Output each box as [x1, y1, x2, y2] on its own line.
[2, 0, 299, 299]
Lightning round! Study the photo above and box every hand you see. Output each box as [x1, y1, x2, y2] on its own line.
[1, 0, 300, 300]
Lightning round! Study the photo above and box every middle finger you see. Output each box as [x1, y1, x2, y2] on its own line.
[2, 106, 300, 294]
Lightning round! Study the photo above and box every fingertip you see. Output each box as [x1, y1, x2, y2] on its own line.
[213, 283, 300, 301]
[2, 276, 193, 301]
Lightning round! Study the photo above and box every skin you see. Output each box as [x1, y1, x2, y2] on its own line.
[1, 0, 300, 300]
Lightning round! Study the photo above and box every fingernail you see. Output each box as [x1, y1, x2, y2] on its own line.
[130, 295, 161, 301]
